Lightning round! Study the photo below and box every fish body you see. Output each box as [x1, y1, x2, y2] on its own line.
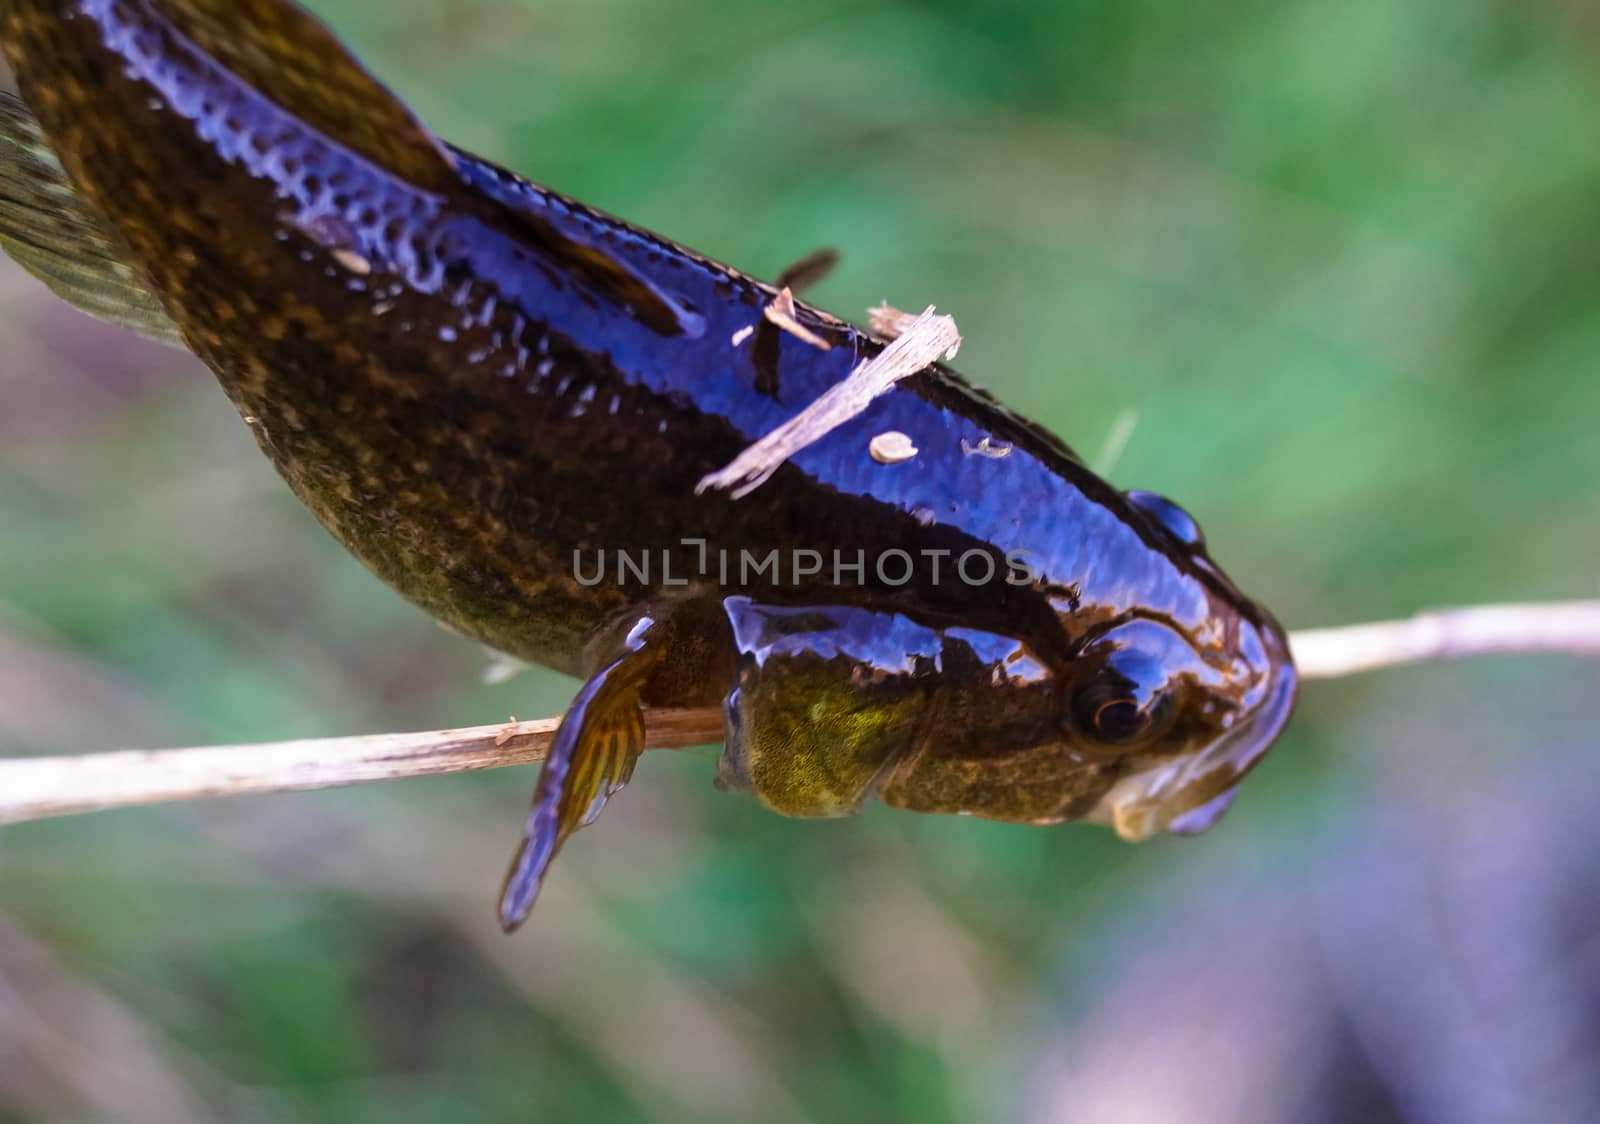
[0, 0, 1296, 929]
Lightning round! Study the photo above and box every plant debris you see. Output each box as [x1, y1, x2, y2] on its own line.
[700, 305, 962, 498]
[961, 436, 1012, 459]
[763, 286, 832, 351]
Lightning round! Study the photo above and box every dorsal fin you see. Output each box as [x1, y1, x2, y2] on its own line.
[138, 0, 459, 191]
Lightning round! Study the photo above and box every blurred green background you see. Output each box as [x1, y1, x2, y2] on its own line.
[2, 1, 1599, 1121]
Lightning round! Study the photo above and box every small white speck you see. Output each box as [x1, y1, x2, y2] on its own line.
[332, 247, 372, 276]
[570, 386, 597, 417]
[869, 431, 918, 464]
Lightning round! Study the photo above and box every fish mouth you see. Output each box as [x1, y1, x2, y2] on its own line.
[1085, 618, 1300, 841]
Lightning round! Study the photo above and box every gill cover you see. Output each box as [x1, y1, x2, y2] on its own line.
[719, 599, 1123, 825]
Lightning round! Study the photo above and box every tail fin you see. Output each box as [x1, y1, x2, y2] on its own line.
[2, 0, 690, 347]
[1, 0, 459, 193]
[0, 91, 183, 347]
[0, 0, 467, 351]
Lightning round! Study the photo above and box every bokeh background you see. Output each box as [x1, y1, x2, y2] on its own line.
[3, 1, 1599, 1120]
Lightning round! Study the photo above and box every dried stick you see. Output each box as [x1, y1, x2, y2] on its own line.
[0, 709, 721, 826]
[1286, 599, 1600, 678]
[0, 603, 1596, 828]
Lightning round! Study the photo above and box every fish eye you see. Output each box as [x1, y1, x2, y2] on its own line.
[1073, 684, 1175, 746]
[1126, 490, 1205, 547]
[1092, 697, 1153, 743]
[1067, 648, 1178, 749]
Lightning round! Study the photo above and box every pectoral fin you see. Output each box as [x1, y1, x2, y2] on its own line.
[498, 625, 658, 932]
[717, 599, 941, 818]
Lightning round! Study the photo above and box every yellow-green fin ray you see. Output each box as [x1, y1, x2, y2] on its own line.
[499, 629, 659, 931]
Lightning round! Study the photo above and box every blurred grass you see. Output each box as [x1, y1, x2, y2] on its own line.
[1, 1, 1598, 1121]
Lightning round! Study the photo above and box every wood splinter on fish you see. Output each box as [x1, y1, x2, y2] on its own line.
[700, 305, 962, 498]
[762, 286, 832, 351]
[870, 301, 962, 360]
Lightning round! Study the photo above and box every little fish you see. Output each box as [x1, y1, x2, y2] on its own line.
[0, 0, 1297, 931]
